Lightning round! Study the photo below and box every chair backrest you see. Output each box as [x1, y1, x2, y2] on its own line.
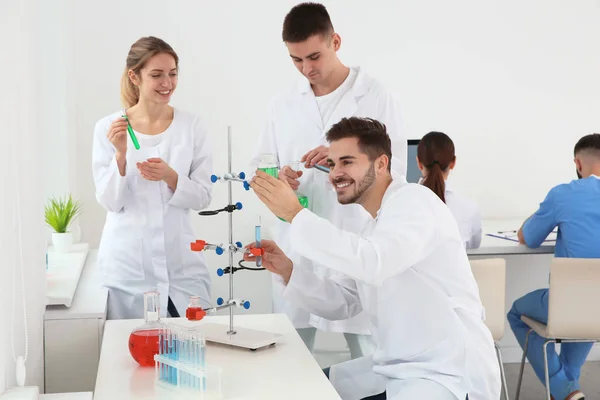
[470, 258, 506, 341]
[547, 257, 600, 339]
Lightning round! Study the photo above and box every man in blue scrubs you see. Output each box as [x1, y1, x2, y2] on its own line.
[508, 133, 600, 400]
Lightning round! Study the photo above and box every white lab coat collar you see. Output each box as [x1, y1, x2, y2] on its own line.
[297, 66, 369, 97]
[376, 175, 408, 218]
[444, 177, 455, 192]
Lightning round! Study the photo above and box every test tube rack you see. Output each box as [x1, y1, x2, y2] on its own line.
[154, 322, 223, 398]
[190, 126, 281, 350]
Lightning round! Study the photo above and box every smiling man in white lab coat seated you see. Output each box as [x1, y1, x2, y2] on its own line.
[247, 117, 500, 400]
[251, 2, 406, 357]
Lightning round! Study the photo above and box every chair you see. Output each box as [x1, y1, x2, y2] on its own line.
[515, 257, 600, 400]
[470, 258, 509, 400]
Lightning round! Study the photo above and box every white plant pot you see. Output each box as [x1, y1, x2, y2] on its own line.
[52, 232, 73, 253]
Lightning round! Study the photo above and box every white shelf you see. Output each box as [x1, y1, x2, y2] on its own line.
[46, 243, 90, 307]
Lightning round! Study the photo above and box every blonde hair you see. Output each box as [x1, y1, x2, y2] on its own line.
[120, 36, 179, 108]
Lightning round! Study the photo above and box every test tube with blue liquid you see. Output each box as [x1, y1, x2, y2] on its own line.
[154, 310, 212, 391]
[255, 217, 262, 267]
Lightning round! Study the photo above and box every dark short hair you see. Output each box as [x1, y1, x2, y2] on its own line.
[325, 117, 392, 172]
[574, 133, 600, 156]
[282, 2, 334, 43]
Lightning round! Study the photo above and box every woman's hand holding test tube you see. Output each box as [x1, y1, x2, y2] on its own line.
[107, 117, 129, 176]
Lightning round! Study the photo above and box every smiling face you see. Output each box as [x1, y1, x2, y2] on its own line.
[129, 52, 178, 105]
[327, 137, 380, 205]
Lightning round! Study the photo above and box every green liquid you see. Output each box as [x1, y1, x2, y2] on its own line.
[298, 195, 309, 209]
[258, 167, 279, 178]
[279, 195, 309, 222]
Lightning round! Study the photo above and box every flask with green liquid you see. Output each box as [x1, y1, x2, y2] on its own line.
[257, 153, 279, 178]
[275, 161, 309, 222]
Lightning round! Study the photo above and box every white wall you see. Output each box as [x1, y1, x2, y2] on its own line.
[42, 0, 600, 315]
[0, 0, 47, 392]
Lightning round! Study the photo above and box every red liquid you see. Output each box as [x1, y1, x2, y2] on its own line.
[186, 306, 206, 321]
[128, 329, 160, 367]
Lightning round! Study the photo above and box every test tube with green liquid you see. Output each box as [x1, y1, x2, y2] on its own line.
[122, 114, 140, 150]
[278, 161, 309, 222]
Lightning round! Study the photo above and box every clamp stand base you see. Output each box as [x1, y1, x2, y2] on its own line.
[202, 322, 280, 350]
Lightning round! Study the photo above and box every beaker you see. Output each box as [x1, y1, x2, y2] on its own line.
[290, 160, 309, 210]
[185, 296, 207, 321]
[128, 291, 166, 367]
[276, 160, 310, 222]
[257, 153, 279, 178]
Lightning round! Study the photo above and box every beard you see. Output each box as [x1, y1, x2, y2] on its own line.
[334, 163, 377, 205]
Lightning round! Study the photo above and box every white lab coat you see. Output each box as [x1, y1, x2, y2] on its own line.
[92, 109, 213, 320]
[251, 66, 406, 333]
[282, 177, 500, 400]
[445, 179, 483, 250]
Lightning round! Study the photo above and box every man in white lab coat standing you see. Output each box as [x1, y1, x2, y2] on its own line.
[247, 117, 500, 399]
[251, 2, 406, 358]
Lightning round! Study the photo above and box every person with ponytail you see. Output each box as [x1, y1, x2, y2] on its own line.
[92, 36, 213, 320]
[417, 132, 482, 249]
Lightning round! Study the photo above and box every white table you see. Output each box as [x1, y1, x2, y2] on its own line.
[44, 251, 108, 393]
[467, 219, 555, 256]
[94, 314, 341, 400]
[39, 392, 92, 399]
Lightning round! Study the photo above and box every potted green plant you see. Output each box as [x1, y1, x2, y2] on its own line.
[45, 194, 82, 252]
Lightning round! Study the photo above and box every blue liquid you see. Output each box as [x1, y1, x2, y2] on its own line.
[255, 225, 262, 267]
[157, 333, 207, 389]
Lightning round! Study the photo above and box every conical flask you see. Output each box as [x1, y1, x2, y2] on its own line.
[128, 291, 167, 366]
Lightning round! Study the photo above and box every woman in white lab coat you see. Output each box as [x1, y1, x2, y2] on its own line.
[417, 131, 482, 249]
[92, 36, 213, 320]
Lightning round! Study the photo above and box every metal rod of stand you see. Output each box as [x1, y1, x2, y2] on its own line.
[227, 126, 236, 335]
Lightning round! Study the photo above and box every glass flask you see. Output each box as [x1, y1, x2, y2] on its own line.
[128, 291, 166, 367]
[290, 161, 310, 210]
[185, 296, 207, 321]
[276, 161, 309, 222]
[257, 153, 279, 178]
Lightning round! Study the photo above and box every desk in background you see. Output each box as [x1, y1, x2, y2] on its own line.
[468, 219, 555, 257]
[94, 314, 341, 400]
[39, 393, 92, 400]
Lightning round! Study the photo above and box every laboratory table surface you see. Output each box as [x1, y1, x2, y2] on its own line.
[94, 313, 341, 400]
